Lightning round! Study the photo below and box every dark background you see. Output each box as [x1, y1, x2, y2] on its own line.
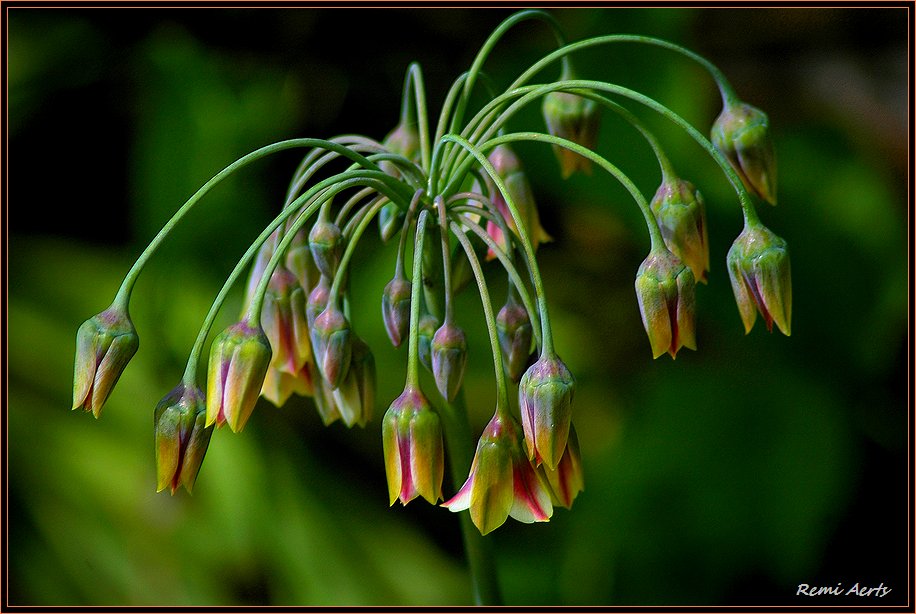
[7, 6, 910, 606]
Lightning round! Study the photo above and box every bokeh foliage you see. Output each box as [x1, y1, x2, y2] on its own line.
[7, 7, 908, 606]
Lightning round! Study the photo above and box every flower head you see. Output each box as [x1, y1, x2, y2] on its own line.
[711, 101, 777, 205]
[727, 224, 792, 335]
[154, 383, 213, 495]
[382, 386, 444, 505]
[634, 249, 698, 359]
[650, 177, 710, 284]
[72, 305, 140, 418]
[206, 320, 272, 432]
[443, 413, 553, 535]
[519, 354, 575, 470]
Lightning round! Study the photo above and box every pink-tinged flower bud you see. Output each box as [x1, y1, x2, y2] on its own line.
[542, 90, 602, 178]
[308, 218, 344, 279]
[726, 224, 792, 336]
[711, 101, 777, 205]
[72, 305, 140, 418]
[519, 355, 575, 471]
[261, 265, 311, 377]
[496, 297, 533, 383]
[154, 384, 213, 495]
[634, 249, 698, 359]
[483, 145, 552, 259]
[284, 226, 319, 293]
[650, 178, 710, 284]
[205, 321, 272, 433]
[310, 305, 352, 389]
[417, 313, 439, 371]
[382, 386, 444, 506]
[332, 336, 376, 428]
[306, 275, 332, 329]
[381, 275, 411, 348]
[543, 423, 584, 509]
[431, 322, 468, 402]
[443, 413, 553, 535]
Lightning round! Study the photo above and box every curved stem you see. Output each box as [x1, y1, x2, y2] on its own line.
[403, 63, 432, 172]
[329, 197, 390, 300]
[434, 196, 456, 323]
[405, 209, 431, 389]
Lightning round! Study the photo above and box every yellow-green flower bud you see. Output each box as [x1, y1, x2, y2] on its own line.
[711, 101, 777, 205]
[310, 305, 352, 389]
[306, 275, 332, 330]
[72, 305, 140, 418]
[496, 297, 533, 383]
[382, 386, 444, 505]
[519, 355, 575, 471]
[431, 322, 468, 402]
[284, 226, 319, 293]
[727, 224, 792, 335]
[154, 384, 212, 495]
[381, 275, 411, 348]
[308, 218, 344, 279]
[541, 81, 602, 178]
[634, 249, 697, 359]
[417, 312, 439, 372]
[543, 423, 584, 509]
[206, 321, 272, 432]
[650, 178, 710, 284]
[332, 336, 376, 428]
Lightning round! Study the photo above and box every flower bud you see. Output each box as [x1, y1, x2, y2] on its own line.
[284, 226, 319, 293]
[711, 101, 777, 205]
[496, 297, 533, 383]
[542, 84, 602, 178]
[431, 322, 468, 402]
[519, 355, 575, 471]
[634, 249, 697, 359]
[261, 265, 311, 377]
[443, 413, 553, 535]
[309, 360, 342, 426]
[306, 275, 332, 329]
[726, 224, 792, 335]
[309, 217, 344, 279]
[206, 321, 272, 432]
[381, 275, 411, 348]
[417, 313, 439, 372]
[154, 384, 213, 495]
[382, 386, 444, 505]
[332, 336, 376, 428]
[378, 202, 404, 243]
[243, 233, 277, 313]
[650, 178, 710, 284]
[261, 363, 313, 407]
[543, 423, 584, 509]
[72, 305, 140, 418]
[310, 305, 352, 389]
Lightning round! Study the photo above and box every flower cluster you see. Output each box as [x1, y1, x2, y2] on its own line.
[72, 11, 790, 541]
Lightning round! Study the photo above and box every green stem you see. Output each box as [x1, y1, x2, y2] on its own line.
[435, 196, 455, 324]
[395, 190, 426, 279]
[402, 63, 432, 172]
[405, 209, 431, 389]
[329, 197, 390, 300]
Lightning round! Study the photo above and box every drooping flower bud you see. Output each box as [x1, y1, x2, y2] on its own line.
[519, 354, 575, 471]
[306, 275, 332, 330]
[541, 79, 602, 178]
[332, 335, 376, 427]
[443, 412, 553, 535]
[72, 305, 140, 418]
[243, 233, 277, 314]
[711, 101, 777, 205]
[726, 224, 792, 335]
[431, 322, 468, 402]
[261, 363, 313, 407]
[309, 359, 342, 426]
[417, 312, 439, 372]
[378, 202, 404, 244]
[483, 145, 552, 259]
[154, 383, 213, 495]
[310, 305, 352, 389]
[382, 386, 444, 505]
[206, 320, 272, 433]
[634, 249, 698, 359]
[284, 226, 319, 293]
[543, 423, 584, 509]
[261, 265, 311, 377]
[496, 296, 534, 382]
[650, 177, 710, 284]
[381, 275, 412, 348]
[309, 217, 344, 279]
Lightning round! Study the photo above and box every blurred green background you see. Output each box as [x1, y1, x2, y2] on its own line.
[7, 7, 908, 606]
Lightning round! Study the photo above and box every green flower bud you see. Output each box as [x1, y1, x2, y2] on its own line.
[496, 296, 534, 383]
[382, 386, 444, 506]
[711, 101, 777, 205]
[431, 322, 468, 402]
[417, 312, 439, 372]
[309, 218, 344, 279]
[332, 335, 376, 428]
[306, 275, 332, 329]
[541, 78, 602, 178]
[72, 305, 140, 418]
[650, 177, 710, 284]
[381, 275, 411, 348]
[378, 201, 404, 243]
[519, 355, 575, 471]
[154, 384, 213, 495]
[206, 321, 272, 433]
[310, 305, 352, 389]
[727, 224, 792, 336]
[634, 249, 697, 359]
[284, 226, 319, 293]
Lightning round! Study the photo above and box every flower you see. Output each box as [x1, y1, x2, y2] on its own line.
[261, 265, 311, 379]
[332, 335, 376, 427]
[650, 177, 710, 283]
[496, 295, 534, 382]
[727, 223, 792, 335]
[382, 386, 444, 505]
[309, 216, 344, 279]
[154, 383, 213, 495]
[443, 413, 553, 535]
[310, 304, 353, 389]
[519, 354, 575, 470]
[634, 248, 698, 359]
[543, 423, 584, 509]
[206, 320, 272, 432]
[72, 305, 140, 418]
[711, 101, 777, 205]
[542, 79, 602, 177]
[431, 322, 468, 402]
[381, 275, 412, 348]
